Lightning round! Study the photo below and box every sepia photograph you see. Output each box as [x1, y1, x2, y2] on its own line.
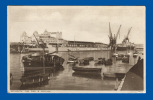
[7, 6, 145, 93]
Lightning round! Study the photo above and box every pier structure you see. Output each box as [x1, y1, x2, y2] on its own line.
[10, 42, 30, 53]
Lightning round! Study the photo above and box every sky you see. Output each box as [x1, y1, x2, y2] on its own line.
[7, 6, 145, 44]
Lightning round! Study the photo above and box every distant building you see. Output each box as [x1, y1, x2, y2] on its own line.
[20, 30, 67, 47]
[39, 30, 67, 46]
[20, 32, 32, 44]
[67, 41, 108, 48]
[51, 31, 62, 39]
[94, 42, 108, 48]
[19, 30, 109, 51]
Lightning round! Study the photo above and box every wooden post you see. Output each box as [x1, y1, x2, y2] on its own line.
[43, 48, 45, 67]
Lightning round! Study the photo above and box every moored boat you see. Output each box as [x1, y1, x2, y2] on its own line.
[116, 56, 123, 60]
[67, 57, 78, 63]
[105, 59, 113, 65]
[72, 58, 102, 73]
[72, 66, 102, 73]
[112, 53, 118, 57]
[22, 52, 64, 68]
[103, 73, 116, 79]
[116, 53, 124, 60]
[133, 53, 138, 57]
[84, 57, 94, 61]
[133, 50, 139, 57]
[94, 58, 105, 65]
[122, 56, 129, 63]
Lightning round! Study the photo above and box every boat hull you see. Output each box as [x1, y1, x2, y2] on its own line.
[72, 66, 102, 73]
[22, 61, 62, 68]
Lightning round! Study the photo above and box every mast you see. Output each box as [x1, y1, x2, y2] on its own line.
[109, 22, 112, 39]
[127, 27, 132, 42]
[74, 35, 75, 51]
[33, 31, 45, 67]
[115, 25, 122, 42]
[115, 25, 122, 53]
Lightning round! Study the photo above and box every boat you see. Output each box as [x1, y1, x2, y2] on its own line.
[67, 54, 79, 63]
[94, 58, 112, 66]
[22, 33, 65, 68]
[105, 59, 113, 65]
[72, 58, 102, 73]
[103, 73, 116, 80]
[122, 56, 129, 63]
[84, 57, 94, 61]
[67, 57, 78, 63]
[22, 52, 64, 67]
[94, 58, 105, 65]
[133, 53, 138, 57]
[116, 57, 123, 60]
[116, 54, 124, 60]
[133, 49, 139, 57]
[72, 66, 102, 73]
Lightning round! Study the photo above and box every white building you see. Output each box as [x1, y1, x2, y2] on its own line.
[20, 31, 32, 44]
[38, 30, 67, 46]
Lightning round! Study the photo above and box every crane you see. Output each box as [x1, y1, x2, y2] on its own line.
[108, 22, 122, 51]
[33, 31, 46, 48]
[115, 25, 122, 42]
[122, 27, 132, 44]
[33, 31, 46, 67]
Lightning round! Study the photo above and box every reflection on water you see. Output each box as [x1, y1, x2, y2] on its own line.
[72, 72, 102, 79]
[20, 67, 64, 90]
[10, 50, 142, 90]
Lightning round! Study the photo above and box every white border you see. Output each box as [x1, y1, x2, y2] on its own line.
[7, 6, 146, 93]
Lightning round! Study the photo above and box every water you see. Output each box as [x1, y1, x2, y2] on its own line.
[10, 50, 141, 90]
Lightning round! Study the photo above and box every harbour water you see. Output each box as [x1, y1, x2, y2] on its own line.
[10, 50, 141, 90]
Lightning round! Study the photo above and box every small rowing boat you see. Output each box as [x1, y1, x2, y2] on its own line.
[72, 66, 102, 73]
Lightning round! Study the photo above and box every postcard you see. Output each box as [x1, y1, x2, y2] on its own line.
[7, 6, 146, 93]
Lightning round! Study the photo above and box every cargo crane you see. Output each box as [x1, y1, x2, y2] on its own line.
[108, 22, 122, 51]
[33, 31, 58, 67]
[33, 31, 46, 67]
[116, 27, 135, 51]
[122, 27, 132, 44]
[33, 31, 46, 49]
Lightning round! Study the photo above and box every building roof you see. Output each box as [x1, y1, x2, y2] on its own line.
[67, 40, 108, 45]
[68, 40, 94, 44]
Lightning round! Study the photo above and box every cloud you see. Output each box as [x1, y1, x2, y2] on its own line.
[8, 6, 145, 44]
